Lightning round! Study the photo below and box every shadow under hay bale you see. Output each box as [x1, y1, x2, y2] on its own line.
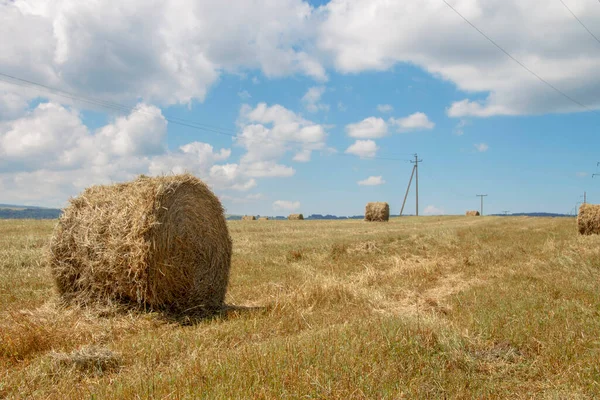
[47, 174, 232, 315]
[288, 213, 304, 220]
[365, 202, 390, 222]
[466, 210, 480, 216]
[577, 203, 600, 235]
[241, 215, 256, 221]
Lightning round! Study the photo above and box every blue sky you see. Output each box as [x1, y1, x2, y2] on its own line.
[1, 0, 599, 216]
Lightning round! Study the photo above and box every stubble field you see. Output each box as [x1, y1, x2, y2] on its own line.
[1, 216, 600, 398]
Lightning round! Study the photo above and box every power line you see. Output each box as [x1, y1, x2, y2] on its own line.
[558, 0, 600, 47]
[441, 0, 597, 113]
[0, 71, 409, 162]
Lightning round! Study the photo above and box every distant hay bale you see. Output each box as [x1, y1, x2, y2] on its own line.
[47, 174, 232, 313]
[466, 210, 480, 216]
[258, 217, 269, 221]
[365, 202, 389, 222]
[577, 203, 600, 235]
[288, 214, 304, 220]
[242, 215, 256, 221]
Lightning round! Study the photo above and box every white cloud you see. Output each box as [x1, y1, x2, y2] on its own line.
[243, 161, 295, 177]
[273, 200, 300, 211]
[447, 99, 511, 118]
[318, 0, 600, 116]
[358, 176, 385, 186]
[389, 112, 434, 132]
[0, 0, 325, 108]
[0, 83, 31, 120]
[237, 102, 327, 164]
[377, 104, 393, 113]
[423, 205, 444, 215]
[95, 104, 167, 157]
[474, 143, 489, 152]
[346, 117, 388, 138]
[220, 192, 265, 204]
[454, 119, 468, 136]
[0, 101, 262, 205]
[302, 86, 329, 113]
[237, 90, 251, 100]
[345, 139, 378, 158]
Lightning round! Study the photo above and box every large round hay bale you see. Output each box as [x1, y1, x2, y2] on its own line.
[365, 202, 389, 222]
[466, 210, 480, 216]
[258, 217, 269, 221]
[242, 215, 256, 221]
[47, 174, 232, 313]
[288, 214, 304, 220]
[577, 204, 600, 235]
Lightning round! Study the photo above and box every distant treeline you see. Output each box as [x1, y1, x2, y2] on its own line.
[491, 213, 574, 218]
[0, 208, 62, 219]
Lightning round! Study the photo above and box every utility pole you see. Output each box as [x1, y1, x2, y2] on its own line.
[584, 191, 587, 204]
[502, 210, 510, 216]
[412, 154, 422, 216]
[400, 154, 423, 216]
[476, 194, 488, 216]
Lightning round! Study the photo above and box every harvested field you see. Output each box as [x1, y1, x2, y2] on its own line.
[2, 216, 600, 398]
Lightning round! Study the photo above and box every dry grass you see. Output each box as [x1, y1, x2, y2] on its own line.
[48, 174, 232, 314]
[2, 216, 600, 398]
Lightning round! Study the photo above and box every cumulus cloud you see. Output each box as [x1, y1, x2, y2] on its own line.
[474, 143, 489, 152]
[4, 0, 597, 118]
[423, 205, 444, 215]
[454, 119, 468, 136]
[0, 102, 258, 206]
[358, 176, 385, 186]
[0, 0, 325, 109]
[346, 117, 388, 138]
[237, 102, 327, 165]
[273, 200, 301, 211]
[237, 90, 252, 100]
[318, 0, 600, 116]
[377, 104, 393, 113]
[302, 86, 329, 113]
[389, 112, 434, 132]
[345, 139, 378, 158]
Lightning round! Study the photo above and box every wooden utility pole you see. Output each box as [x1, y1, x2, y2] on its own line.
[400, 154, 423, 216]
[400, 165, 415, 217]
[476, 194, 488, 216]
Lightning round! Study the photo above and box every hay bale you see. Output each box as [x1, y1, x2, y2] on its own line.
[48, 174, 232, 313]
[242, 215, 256, 221]
[365, 202, 389, 222]
[258, 217, 269, 221]
[577, 203, 600, 235]
[288, 214, 304, 220]
[466, 210, 480, 216]
[50, 346, 121, 375]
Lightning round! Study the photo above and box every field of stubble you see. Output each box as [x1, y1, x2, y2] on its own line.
[1, 216, 600, 399]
